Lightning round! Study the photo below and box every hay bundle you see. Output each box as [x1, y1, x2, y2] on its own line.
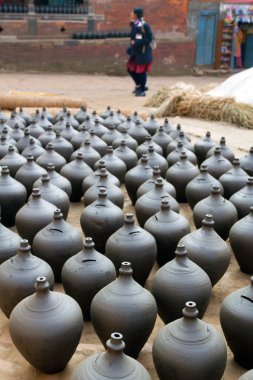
[0, 91, 87, 110]
[147, 83, 253, 130]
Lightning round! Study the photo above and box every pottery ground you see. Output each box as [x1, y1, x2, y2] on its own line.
[0, 72, 252, 379]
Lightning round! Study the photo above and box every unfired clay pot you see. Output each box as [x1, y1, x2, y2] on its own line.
[62, 237, 116, 320]
[105, 213, 157, 285]
[220, 276, 253, 369]
[90, 262, 157, 358]
[9, 276, 83, 373]
[153, 301, 227, 380]
[151, 244, 212, 323]
[70, 332, 152, 380]
[0, 239, 54, 318]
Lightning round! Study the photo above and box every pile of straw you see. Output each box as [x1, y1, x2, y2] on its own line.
[0, 91, 87, 110]
[146, 83, 253, 130]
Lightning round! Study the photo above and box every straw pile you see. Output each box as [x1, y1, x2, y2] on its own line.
[0, 91, 87, 110]
[146, 83, 253, 130]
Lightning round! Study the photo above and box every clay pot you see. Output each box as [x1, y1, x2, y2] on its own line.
[202, 146, 233, 179]
[145, 145, 168, 177]
[15, 154, 47, 197]
[169, 124, 191, 142]
[60, 152, 93, 202]
[0, 145, 26, 176]
[220, 276, 253, 369]
[128, 120, 149, 144]
[37, 114, 53, 130]
[90, 110, 104, 124]
[79, 116, 95, 131]
[166, 131, 193, 156]
[125, 155, 153, 205]
[151, 244, 212, 323]
[34, 163, 72, 197]
[0, 218, 21, 264]
[145, 199, 191, 266]
[117, 116, 135, 133]
[112, 128, 138, 151]
[114, 140, 138, 171]
[136, 135, 163, 158]
[185, 164, 224, 209]
[71, 139, 101, 169]
[207, 136, 235, 162]
[9, 276, 83, 373]
[10, 123, 24, 142]
[83, 168, 124, 208]
[161, 118, 175, 134]
[82, 159, 120, 193]
[16, 128, 42, 152]
[60, 121, 79, 141]
[116, 109, 127, 123]
[229, 177, 253, 219]
[27, 119, 45, 138]
[0, 166, 27, 227]
[75, 106, 90, 123]
[130, 111, 146, 126]
[102, 125, 121, 146]
[167, 140, 197, 166]
[70, 332, 151, 380]
[7, 112, 25, 130]
[21, 137, 46, 160]
[229, 206, 253, 274]
[193, 184, 238, 240]
[64, 110, 79, 130]
[166, 152, 199, 203]
[144, 114, 160, 136]
[136, 178, 179, 227]
[80, 188, 125, 254]
[50, 131, 74, 161]
[137, 166, 176, 199]
[94, 146, 126, 184]
[70, 126, 90, 150]
[0, 109, 8, 122]
[2, 127, 17, 145]
[152, 125, 173, 155]
[18, 108, 32, 126]
[36, 142, 66, 172]
[89, 129, 108, 156]
[33, 209, 83, 282]
[179, 214, 230, 286]
[219, 158, 248, 199]
[153, 301, 227, 380]
[15, 188, 56, 244]
[0, 135, 16, 159]
[41, 107, 54, 123]
[52, 115, 67, 132]
[33, 173, 70, 219]
[38, 126, 56, 147]
[240, 146, 253, 176]
[100, 105, 112, 119]
[0, 240, 54, 318]
[103, 111, 121, 128]
[105, 213, 157, 285]
[194, 131, 217, 166]
[93, 119, 109, 137]
[90, 262, 157, 358]
[62, 237, 116, 319]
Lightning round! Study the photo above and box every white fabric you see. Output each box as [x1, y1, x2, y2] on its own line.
[207, 68, 253, 105]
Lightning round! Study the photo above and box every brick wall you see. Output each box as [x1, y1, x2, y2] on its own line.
[93, 0, 188, 34]
[0, 37, 195, 74]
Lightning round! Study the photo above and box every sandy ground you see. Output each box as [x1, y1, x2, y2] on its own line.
[0, 72, 252, 379]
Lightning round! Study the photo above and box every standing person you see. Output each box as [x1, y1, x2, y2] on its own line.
[127, 7, 153, 97]
[234, 22, 245, 69]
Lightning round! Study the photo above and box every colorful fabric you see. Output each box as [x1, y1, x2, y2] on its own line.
[127, 59, 152, 74]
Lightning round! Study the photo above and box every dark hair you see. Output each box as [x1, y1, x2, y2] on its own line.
[133, 7, 144, 19]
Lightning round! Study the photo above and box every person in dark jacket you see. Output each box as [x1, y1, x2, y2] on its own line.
[127, 7, 153, 97]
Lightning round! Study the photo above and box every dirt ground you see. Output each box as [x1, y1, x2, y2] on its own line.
[0, 72, 252, 379]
